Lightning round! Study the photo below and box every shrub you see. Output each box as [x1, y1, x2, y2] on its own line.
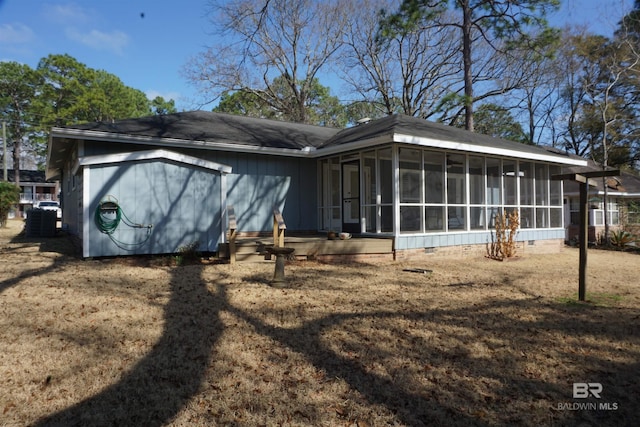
[0, 182, 20, 228]
[486, 210, 519, 260]
[175, 241, 201, 265]
[610, 230, 636, 248]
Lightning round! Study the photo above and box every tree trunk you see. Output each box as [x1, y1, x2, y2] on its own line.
[11, 134, 20, 187]
[461, 0, 474, 132]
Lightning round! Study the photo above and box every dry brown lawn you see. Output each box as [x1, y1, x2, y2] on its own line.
[1, 218, 639, 427]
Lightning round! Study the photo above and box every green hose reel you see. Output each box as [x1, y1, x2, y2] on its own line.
[95, 195, 153, 248]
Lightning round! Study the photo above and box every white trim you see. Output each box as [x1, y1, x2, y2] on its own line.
[315, 136, 392, 157]
[78, 149, 232, 174]
[564, 191, 640, 197]
[83, 166, 91, 258]
[220, 175, 228, 245]
[393, 133, 588, 166]
[50, 128, 314, 159]
[392, 145, 401, 237]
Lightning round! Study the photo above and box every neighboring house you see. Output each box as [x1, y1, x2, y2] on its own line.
[46, 112, 586, 258]
[561, 159, 640, 243]
[6, 170, 60, 218]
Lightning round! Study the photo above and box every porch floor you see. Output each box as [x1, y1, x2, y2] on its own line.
[218, 234, 395, 262]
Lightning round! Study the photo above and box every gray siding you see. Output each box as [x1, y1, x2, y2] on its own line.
[86, 159, 222, 257]
[60, 151, 82, 237]
[84, 141, 318, 233]
[181, 149, 317, 232]
[395, 229, 565, 250]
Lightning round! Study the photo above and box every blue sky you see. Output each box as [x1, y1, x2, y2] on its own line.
[0, 0, 635, 112]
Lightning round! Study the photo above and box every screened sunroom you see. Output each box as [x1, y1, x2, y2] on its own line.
[317, 130, 574, 252]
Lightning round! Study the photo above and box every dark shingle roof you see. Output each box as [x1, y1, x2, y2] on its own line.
[7, 170, 47, 183]
[70, 111, 340, 150]
[561, 157, 640, 195]
[48, 112, 587, 181]
[324, 114, 573, 159]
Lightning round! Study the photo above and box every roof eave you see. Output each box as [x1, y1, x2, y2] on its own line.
[48, 126, 592, 167]
[393, 133, 588, 166]
[49, 127, 316, 158]
[78, 149, 233, 174]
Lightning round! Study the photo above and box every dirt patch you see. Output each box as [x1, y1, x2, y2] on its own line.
[1, 219, 638, 426]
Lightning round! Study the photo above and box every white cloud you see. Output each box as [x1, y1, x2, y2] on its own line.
[65, 28, 130, 55]
[0, 23, 35, 44]
[44, 3, 91, 25]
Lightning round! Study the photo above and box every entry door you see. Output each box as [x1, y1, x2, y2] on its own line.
[342, 161, 361, 233]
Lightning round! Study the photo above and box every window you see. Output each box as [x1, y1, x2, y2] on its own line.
[322, 149, 394, 233]
[469, 156, 484, 205]
[363, 151, 377, 232]
[400, 206, 422, 232]
[423, 151, 445, 232]
[379, 149, 393, 205]
[503, 161, 517, 205]
[535, 208, 548, 228]
[399, 148, 421, 203]
[591, 199, 620, 226]
[469, 156, 485, 230]
[550, 208, 562, 228]
[425, 206, 444, 231]
[379, 149, 393, 232]
[520, 162, 534, 206]
[321, 148, 564, 235]
[521, 207, 534, 229]
[446, 154, 466, 230]
[486, 158, 502, 229]
[535, 164, 548, 205]
[569, 197, 620, 227]
[424, 152, 444, 203]
[549, 166, 562, 206]
[319, 158, 341, 230]
[446, 154, 466, 204]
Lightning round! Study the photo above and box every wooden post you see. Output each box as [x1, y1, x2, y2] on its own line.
[227, 205, 237, 264]
[553, 169, 620, 302]
[273, 214, 279, 247]
[273, 208, 286, 248]
[578, 180, 589, 301]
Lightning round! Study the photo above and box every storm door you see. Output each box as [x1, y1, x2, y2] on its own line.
[342, 161, 361, 233]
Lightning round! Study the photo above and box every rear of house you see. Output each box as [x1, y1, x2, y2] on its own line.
[46, 111, 587, 259]
[7, 170, 60, 219]
[562, 161, 640, 244]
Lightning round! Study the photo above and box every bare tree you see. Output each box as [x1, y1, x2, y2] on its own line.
[556, 29, 604, 157]
[184, 0, 349, 123]
[380, 0, 559, 131]
[337, 0, 460, 119]
[502, 32, 564, 146]
[591, 22, 640, 243]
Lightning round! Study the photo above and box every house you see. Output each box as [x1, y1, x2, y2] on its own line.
[561, 159, 640, 243]
[6, 170, 60, 218]
[46, 112, 587, 259]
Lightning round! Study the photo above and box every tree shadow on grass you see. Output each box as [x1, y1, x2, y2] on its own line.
[0, 242, 73, 296]
[233, 294, 639, 426]
[33, 264, 484, 426]
[34, 264, 224, 427]
[32, 261, 640, 427]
